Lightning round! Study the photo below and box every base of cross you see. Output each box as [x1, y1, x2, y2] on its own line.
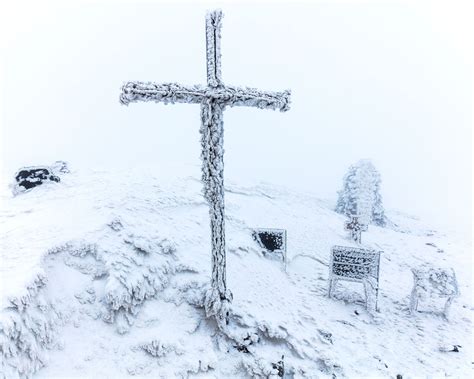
[204, 287, 233, 330]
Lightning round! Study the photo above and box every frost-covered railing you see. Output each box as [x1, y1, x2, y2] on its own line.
[410, 265, 459, 319]
[328, 245, 382, 311]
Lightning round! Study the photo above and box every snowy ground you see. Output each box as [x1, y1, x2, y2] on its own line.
[0, 168, 472, 378]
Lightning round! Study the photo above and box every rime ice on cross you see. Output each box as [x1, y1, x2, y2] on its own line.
[344, 215, 368, 244]
[120, 10, 290, 328]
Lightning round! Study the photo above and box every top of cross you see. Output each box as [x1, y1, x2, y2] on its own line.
[119, 10, 290, 112]
[206, 10, 223, 88]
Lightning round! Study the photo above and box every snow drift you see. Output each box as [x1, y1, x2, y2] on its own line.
[0, 168, 471, 378]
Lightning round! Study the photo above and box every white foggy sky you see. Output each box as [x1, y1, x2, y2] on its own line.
[0, 0, 472, 234]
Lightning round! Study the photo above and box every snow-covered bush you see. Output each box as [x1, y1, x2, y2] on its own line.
[335, 159, 386, 226]
[0, 275, 60, 379]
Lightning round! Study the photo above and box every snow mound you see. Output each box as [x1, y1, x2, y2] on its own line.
[1, 169, 472, 378]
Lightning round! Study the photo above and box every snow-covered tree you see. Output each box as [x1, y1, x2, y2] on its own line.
[335, 159, 387, 226]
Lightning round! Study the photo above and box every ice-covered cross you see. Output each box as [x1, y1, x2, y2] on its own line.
[344, 215, 368, 244]
[120, 10, 291, 327]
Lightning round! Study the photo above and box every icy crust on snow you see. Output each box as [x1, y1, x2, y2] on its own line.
[0, 169, 472, 378]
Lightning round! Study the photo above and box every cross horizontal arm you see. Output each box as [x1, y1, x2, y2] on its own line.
[220, 86, 291, 112]
[120, 81, 291, 112]
[120, 82, 207, 106]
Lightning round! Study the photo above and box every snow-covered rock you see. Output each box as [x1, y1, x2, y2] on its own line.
[13, 167, 60, 194]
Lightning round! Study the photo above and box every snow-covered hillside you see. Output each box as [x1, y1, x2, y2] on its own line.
[0, 168, 472, 378]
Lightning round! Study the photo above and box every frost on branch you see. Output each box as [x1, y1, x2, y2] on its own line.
[335, 159, 387, 227]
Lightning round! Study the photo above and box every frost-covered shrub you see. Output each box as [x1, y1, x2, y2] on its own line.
[101, 235, 179, 333]
[241, 356, 282, 378]
[138, 340, 184, 358]
[335, 159, 386, 226]
[0, 275, 59, 379]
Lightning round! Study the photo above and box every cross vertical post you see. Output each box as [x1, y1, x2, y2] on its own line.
[200, 10, 232, 326]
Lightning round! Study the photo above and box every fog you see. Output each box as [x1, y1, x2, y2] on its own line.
[1, 1, 472, 235]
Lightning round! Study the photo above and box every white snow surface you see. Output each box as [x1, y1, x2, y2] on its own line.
[0, 168, 472, 378]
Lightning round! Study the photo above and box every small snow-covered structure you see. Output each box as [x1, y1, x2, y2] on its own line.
[252, 228, 287, 268]
[328, 245, 382, 312]
[335, 159, 386, 227]
[51, 160, 70, 174]
[410, 266, 459, 318]
[344, 215, 368, 244]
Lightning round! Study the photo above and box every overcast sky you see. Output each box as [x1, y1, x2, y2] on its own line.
[1, 0, 472, 235]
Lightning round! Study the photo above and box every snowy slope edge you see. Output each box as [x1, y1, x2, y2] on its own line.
[0, 169, 472, 378]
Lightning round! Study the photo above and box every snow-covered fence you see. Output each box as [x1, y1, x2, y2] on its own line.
[409, 266, 459, 319]
[328, 245, 382, 311]
[252, 228, 287, 269]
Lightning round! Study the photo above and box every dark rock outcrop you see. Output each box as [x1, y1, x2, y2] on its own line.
[15, 167, 60, 191]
